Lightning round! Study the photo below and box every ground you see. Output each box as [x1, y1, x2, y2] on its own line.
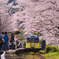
[18, 50, 59, 59]
[41, 52, 59, 59]
[18, 51, 45, 59]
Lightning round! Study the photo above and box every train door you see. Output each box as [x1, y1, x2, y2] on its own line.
[30, 36, 35, 48]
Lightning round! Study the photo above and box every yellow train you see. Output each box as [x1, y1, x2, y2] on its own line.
[25, 35, 46, 50]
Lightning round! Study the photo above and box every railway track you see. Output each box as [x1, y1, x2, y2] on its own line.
[16, 49, 45, 59]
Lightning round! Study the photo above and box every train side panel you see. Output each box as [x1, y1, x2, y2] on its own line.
[34, 43, 40, 49]
[26, 43, 31, 48]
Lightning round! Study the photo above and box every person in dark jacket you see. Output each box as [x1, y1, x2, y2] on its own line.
[10, 33, 14, 42]
[10, 33, 14, 49]
[0, 37, 5, 55]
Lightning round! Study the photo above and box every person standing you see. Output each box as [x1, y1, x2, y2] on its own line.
[10, 33, 14, 49]
[0, 32, 4, 39]
[0, 32, 2, 38]
[10, 33, 14, 42]
[3, 32, 9, 51]
[2, 32, 4, 39]
[0, 37, 5, 55]
[0, 32, 4, 42]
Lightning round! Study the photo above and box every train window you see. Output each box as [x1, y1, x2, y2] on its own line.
[30, 36, 35, 43]
[35, 38, 39, 43]
[31, 38, 35, 43]
[27, 38, 30, 43]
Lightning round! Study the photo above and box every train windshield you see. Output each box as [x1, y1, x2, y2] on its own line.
[26, 35, 39, 43]
[35, 37, 39, 43]
[27, 38, 30, 43]
[31, 38, 35, 43]
[30, 35, 36, 43]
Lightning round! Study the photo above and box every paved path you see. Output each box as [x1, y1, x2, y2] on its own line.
[0, 48, 25, 59]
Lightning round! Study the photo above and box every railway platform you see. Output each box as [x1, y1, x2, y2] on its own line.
[0, 48, 25, 59]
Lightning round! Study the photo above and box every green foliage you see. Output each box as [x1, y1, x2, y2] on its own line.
[15, 29, 25, 39]
[42, 52, 59, 59]
[45, 45, 59, 53]
[33, 32, 41, 36]
[12, 8, 19, 14]
[18, 29, 23, 32]
[46, 47, 57, 53]
[41, 45, 59, 59]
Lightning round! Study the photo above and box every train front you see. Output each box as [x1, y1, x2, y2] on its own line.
[26, 35, 41, 49]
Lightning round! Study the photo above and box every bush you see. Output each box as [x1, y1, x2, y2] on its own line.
[46, 47, 52, 53]
[46, 47, 57, 53]
[52, 47, 57, 52]
[57, 47, 59, 52]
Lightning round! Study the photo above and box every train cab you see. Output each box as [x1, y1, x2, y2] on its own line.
[26, 35, 40, 49]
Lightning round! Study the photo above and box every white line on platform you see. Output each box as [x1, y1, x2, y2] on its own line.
[1, 52, 5, 59]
